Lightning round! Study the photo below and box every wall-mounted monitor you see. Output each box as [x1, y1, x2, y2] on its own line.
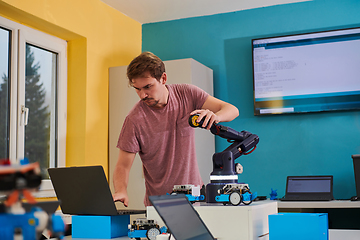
[252, 27, 360, 115]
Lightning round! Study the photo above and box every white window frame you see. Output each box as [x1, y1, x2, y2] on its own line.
[0, 16, 67, 197]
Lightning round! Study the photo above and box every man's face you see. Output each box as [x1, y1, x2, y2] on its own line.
[131, 72, 167, 108]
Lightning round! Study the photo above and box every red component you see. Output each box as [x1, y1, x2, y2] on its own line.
[22, 189, 37, 204]
[4, 190, 19, 207]
[244, 146, 257, 155]
[0, 159, 11, 165]
[215, 125, 221, 135]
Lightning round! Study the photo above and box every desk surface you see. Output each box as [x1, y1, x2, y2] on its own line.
[276, 199, 360, 208]
[61, 200, 360, 240]
[64, 229, 360, 240]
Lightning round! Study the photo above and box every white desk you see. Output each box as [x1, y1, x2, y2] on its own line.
[64, 229, 360, 240]
[329, 230, 360, 240]
[277, 200, 360, 209]
[147, 201, 278, 240]
[62, 200, 360, 240]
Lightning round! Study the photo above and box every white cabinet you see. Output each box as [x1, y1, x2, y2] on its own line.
[108, 59, 214, 210]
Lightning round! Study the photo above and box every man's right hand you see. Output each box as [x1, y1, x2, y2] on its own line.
[113, 192, 129, 207]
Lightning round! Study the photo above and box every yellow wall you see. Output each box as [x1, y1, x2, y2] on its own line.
[0, 0, 142, 176]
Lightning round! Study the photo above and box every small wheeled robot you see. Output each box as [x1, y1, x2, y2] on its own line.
[170, 184, 205, 202]
[0, 159, 65, 240]
[128, 218, 167, 240]
[215, 183, 257, 206]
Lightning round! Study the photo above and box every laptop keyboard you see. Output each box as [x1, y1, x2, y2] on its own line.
[117, 209, 146, 215]
[280, 196, 333, 201]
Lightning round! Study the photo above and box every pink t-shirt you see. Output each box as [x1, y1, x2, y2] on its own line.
[117, 84, 208, 206]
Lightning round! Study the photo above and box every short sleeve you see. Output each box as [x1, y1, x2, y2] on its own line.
[185, 84, 209, 110]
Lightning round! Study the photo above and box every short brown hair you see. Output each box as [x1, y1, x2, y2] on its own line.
[127, 52, 165, 85]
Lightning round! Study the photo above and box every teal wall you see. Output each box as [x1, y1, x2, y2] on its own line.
[142, 0, 360, 199]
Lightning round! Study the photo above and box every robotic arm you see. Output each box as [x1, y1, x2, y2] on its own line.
[189, 114, 259, 203]
[189, 114, 259, 170]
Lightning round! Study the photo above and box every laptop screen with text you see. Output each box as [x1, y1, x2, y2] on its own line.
[287, 177, 332, 193]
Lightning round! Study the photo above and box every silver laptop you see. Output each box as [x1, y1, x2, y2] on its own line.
[149, 194, 215, 240]
[48, 165, 145, 216]
[280, 175, 334, 201]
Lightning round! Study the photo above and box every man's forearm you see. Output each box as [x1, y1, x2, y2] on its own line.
[215, 103, 239, 122]
[113, 149, 136, 193]
[113, 162, 130, 194]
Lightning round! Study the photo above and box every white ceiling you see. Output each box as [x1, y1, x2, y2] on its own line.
[101, 0, 311, 24]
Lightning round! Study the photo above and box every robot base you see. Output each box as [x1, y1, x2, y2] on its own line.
[206, 182, 256, 205]
[206, 183, 228, 203]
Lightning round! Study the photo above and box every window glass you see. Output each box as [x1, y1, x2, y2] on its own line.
[25, 44, 57, 178]
[0, 16, 67, 195]
[0, 27, 10, 160]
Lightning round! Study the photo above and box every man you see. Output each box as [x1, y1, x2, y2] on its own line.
[113, 52, 239, 206]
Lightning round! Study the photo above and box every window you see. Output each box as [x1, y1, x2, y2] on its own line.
[0, 27, 10, 160]
[0, 16, 67, 196]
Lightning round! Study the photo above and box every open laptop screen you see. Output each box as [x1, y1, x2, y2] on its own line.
[281, 175, 334, 201]
[352, 154, 360, 197]
[287, 176, 332, 193]
[149, 195, 214, 240]
[48, 166, 145, 216]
